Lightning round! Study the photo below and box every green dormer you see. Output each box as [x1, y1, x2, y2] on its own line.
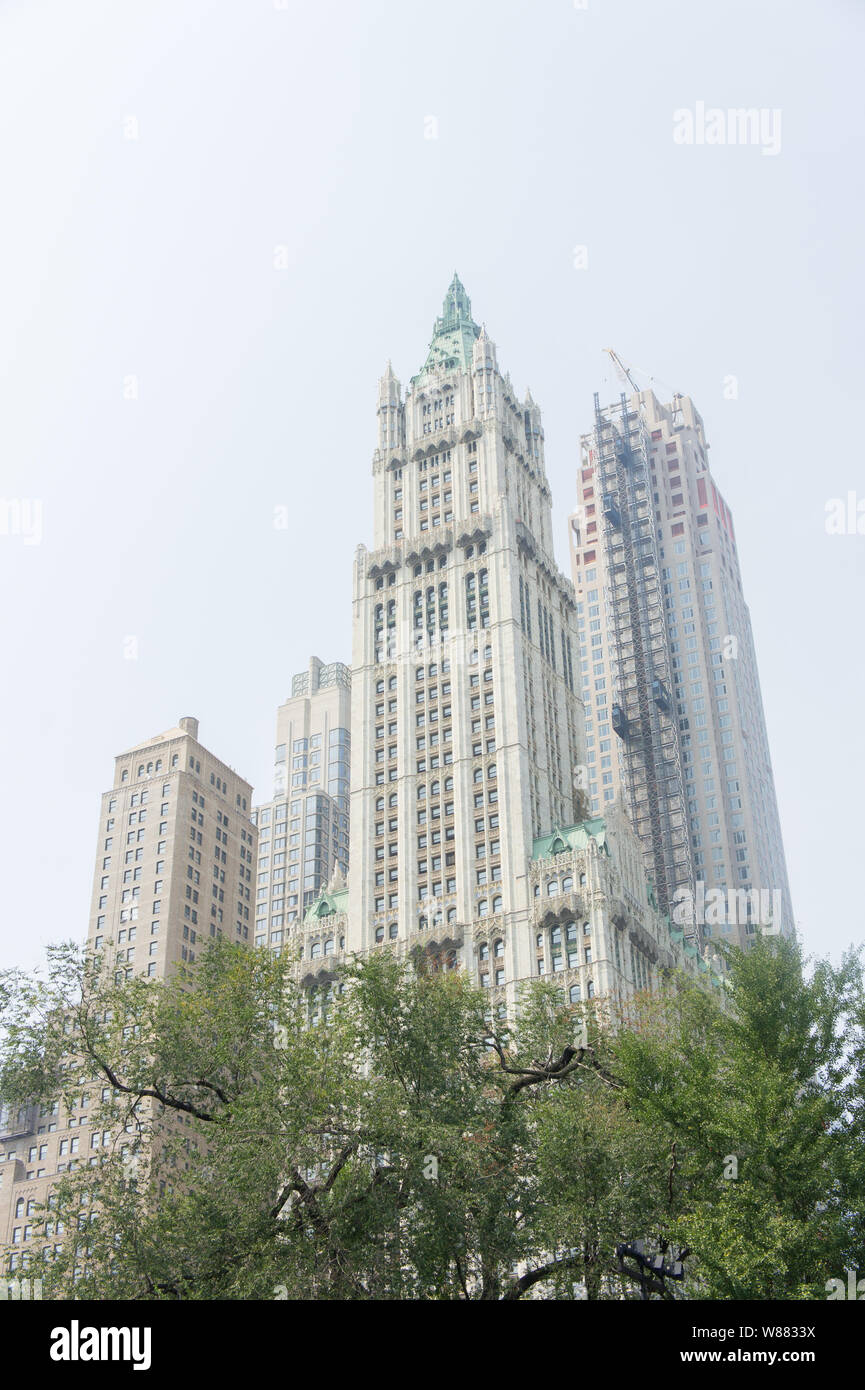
[532, 817, 610, 860]
[303, 885, 349, 926]
[413, 273, 481, 380]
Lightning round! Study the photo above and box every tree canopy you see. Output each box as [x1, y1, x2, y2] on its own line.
[0, 934, 861, 1301]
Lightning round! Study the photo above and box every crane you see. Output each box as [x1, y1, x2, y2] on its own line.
[603, 347, 643, 394]
[603, 348, 682, 404]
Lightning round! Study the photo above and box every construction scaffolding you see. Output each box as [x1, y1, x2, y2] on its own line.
[593, 391, 695, 926]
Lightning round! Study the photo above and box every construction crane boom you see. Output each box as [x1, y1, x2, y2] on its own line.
[603, 347, 642, 395]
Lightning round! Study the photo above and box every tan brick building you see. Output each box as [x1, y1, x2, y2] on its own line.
[0, 717, 256, 1280]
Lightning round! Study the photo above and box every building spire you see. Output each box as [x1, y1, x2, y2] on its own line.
[414, 272, 480, 380]
[440, 272, 472, 330]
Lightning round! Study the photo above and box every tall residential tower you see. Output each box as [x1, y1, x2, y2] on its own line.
[0, 717, 257, 1273]
[252, 656, 351, 951]
[570, 389, 793, 946]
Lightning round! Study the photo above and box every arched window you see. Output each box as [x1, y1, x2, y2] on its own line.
[473, 769, 483, 784]
[551, 926, 562, 947]
[569, 984, 581, 1004]
[447, 906, 457, 923]
[324, 938, 334, 955]
[562, 875, 573, 892]
[583, 921, 591, 935]
[418, 916, 427, 932]
[487, 764, 497, 779]
[375, 926, 385, 944]
[579, 872, 587, 886]
[547, 880, 558, 896]
[492, 895, 502, 914]
[493, 938, 504, 958]
[388, 922, 398, 940]
[479, 942, 489, 961]
[587, 980, 595, 999]
[566, 922, 578, 944]
[478, 899, 489, 918]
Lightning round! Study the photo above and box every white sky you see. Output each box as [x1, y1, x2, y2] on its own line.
[1, 0, 862, 972]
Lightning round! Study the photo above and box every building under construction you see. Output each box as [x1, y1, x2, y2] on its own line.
[592, 391, 693, 920]
[570, 364, 794, 950]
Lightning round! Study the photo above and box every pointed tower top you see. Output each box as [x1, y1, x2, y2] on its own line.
[440, 272, 472, 330]
[413, 274, 480, 381]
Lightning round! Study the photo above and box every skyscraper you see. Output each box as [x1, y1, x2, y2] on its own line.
[89, 715, 257, 970]
[0, 716, 257, 1273]
[252, 657, 351, 951]
[570, 389, 793, 947]
[294, 279, 714, 1022]
[346, 275, 586, 986]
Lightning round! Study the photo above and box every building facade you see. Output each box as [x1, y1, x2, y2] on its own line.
[347, 275, 587, 995]
[0, 717, 257, 1279]
[252, 657, 351, 951]
[569, 389, 793, 946]
[0, 287, 743, 1287]
[330, 276, 710, 1014]
[301, 801, 721, 1026]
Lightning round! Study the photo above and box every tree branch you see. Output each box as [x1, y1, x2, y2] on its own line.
[501, 1251, 585, 1300]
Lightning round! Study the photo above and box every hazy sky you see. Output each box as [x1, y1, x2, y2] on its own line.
[1, 0, 862, 973]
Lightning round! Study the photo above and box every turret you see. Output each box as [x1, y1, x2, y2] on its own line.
[377, 360, 403, 451]
[524, 387, 545, 466]
[473, 325, 498, 417]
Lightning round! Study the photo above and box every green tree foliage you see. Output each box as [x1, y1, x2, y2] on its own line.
[0, 934, 860, 1300]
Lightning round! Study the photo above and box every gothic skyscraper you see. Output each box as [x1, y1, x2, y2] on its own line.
[304, 278, 715, 1014]
[347, 277, 590, 980]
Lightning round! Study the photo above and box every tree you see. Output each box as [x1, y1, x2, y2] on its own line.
[0, 933, 860, 1300]
[614, 934, 865, 1299]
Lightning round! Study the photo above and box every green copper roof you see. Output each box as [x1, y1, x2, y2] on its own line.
[303, 886, 349, 926]
[532, 817, 609, 860]
[414, 273, 480, 380]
